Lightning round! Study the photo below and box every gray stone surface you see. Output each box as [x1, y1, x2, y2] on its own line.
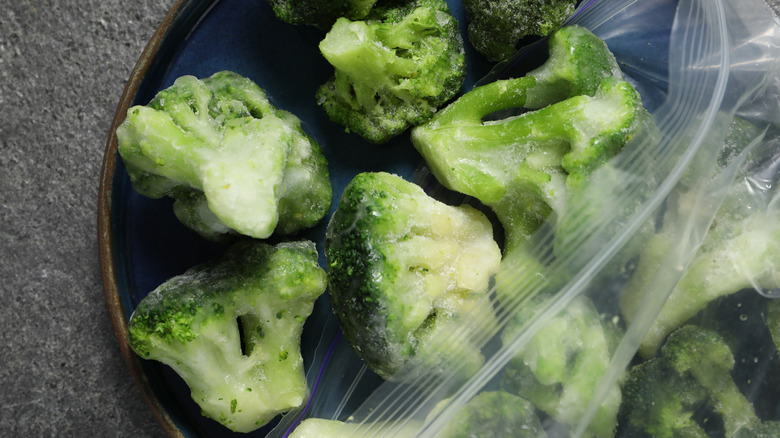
[1, 1, 173, 436]
[1, 0, 780, 437]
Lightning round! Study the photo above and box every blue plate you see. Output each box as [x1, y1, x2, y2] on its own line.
[98, 1, 492, 436]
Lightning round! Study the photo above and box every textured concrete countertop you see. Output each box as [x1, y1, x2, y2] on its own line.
[2, 1, 173, 436]
[1, 0, 780, 436]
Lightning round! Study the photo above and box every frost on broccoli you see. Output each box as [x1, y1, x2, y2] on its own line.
[501, 293, 622, 438]
[411, 26, 643, 258]
[266, 0, 378, 29]
[116, 71, 332, 240]
[316, 0, 466, 143]
[127, 240, 327, 433]
[464, 0, 577, 61]
[620, 135, 780, 357]
[621, 325, 778, 438]
[324, 172, 501, 380]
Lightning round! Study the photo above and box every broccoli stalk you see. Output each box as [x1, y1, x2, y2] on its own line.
[266, 0, 378, 29]
[463, 0, 577, 61]
[622, 325, 776, 437]
[127, 240, 327, 433]
[117, 71, 331, 240]
[317, 0, 466, 143]
[501, 294, 622, 438]
[324, 172, 501, 379]
[411, 25, 644, 256]
[620, 157, 780, 357]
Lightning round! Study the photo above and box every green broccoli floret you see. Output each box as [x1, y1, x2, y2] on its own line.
[316, 0, 466, 143]
[265, 0, 378, 29]
[464, 0, 577, 61]
[127, 240, 327, 433]
[289, 390, 541, 437]
[432, 391, 544, 438]
[411, 26, 643, 258]
[622, 325, 770, 438]
[620, 355, 709, 437]
[116, 71, 332, 240]
[324, 172, 501, 379]
[620, 145, 780, 357]
[501, 294, 622, 438]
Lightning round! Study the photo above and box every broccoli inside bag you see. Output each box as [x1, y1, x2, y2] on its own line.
[271, 0, 780, 437]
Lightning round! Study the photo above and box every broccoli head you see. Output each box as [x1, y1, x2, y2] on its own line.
[117, 70, 332, 240]
[324, 172, 501, 379]
[501, 294, 622, 438]
[411, 26, 644, 256]
[620, 355, 709, 437]
[266, 0, 378, 29]
[621, 325, 769, 438]
[620, 149, 780, 357]
[316, 0, 466, 143]
[464, 0, 577, 61]
[432, 390, 543, 438]
[127, 240, 327, 432]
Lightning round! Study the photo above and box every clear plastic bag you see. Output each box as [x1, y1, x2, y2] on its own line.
[271, 0, 780, 436]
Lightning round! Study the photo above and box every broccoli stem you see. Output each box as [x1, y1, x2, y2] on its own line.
[426, 76, 536, 127]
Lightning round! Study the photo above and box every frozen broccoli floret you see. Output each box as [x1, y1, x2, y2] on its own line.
[663, 325, 758, 436]
[265, 0, 378, 29]
[324, 172, 501, 379]
[289, 390, 540, 437]
[316, 0, 466, 143]
[622, 325, 769, 438]
[464, 0, 577, 61]
[620, 149, 780, 357]
[117, 71, 331, 240]
[432, 391, 544, 438]
[411, 26, 643, 257]
[620, 354, 709, 437]
[127, 240, 327, 433]
[501, 294, 622, 438]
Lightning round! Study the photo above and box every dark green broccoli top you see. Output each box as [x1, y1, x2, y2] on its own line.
[464, 0, 577, 61]
[266, 0, 378, 29]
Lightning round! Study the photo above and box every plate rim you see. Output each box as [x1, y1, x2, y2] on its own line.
[98, 0, 200, 436]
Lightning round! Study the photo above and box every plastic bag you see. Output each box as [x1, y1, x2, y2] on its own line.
[271, 0, 780, 436]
